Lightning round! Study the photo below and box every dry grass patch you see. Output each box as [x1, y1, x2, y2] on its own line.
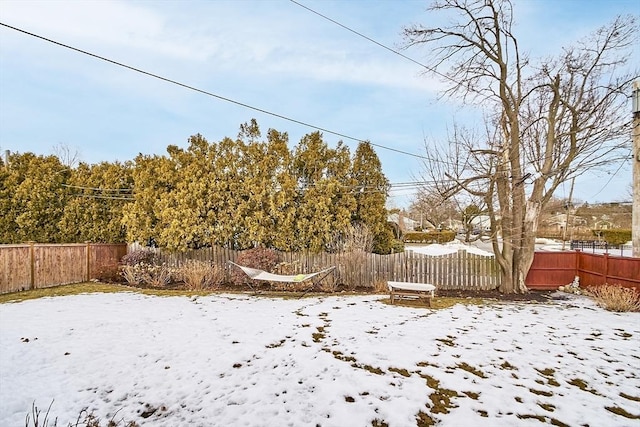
[0, 283, 128, 304]
[373, 280, 388, 294]
[605, 406, 640, 419]
[567, 378, 601, 396]
[620, 392, 640, 402]
[25, 401, 140, 427]
[455, 362, 488, 378]
[381, 296, 487, 310]
[179, 260, 225, 290]
[586, 284, 640, 312]
[388, 367, 411, 377]
[0, 283, 214, 304]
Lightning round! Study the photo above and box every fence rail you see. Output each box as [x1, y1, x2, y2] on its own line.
[5, 243, 635, 295]
[526, 251, 640, 291]
[570, 240, 630, 257]
[128, 244, 501, 291]
[0, 243, 126, 294]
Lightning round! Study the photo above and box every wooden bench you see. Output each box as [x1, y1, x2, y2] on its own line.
[387, 281, 436, 307]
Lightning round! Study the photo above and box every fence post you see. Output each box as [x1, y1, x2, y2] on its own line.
[603, 253, 609, 284]
[86, 241, 91, 282]
[29, 241, 35, 290]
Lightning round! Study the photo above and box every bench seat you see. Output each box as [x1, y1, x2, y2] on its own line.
[387, 281, 436, 306]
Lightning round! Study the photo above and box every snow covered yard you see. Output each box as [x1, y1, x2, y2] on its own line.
[1, 292, 639, 426]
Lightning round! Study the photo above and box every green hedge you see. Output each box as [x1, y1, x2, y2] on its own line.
[403, 231, 456, 244]
[536, 231, 595, 241]
[591, 229, 632, 246]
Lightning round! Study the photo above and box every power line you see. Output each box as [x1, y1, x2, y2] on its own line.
[62, 184, 133, 193]
[289, 0, 459, 86]
[589, 155, 630, 199]
[291, 1, 637, 194]
[70, 193, 135, 201]
[62, 180, 448, 199]
[0, 22, 428, 161]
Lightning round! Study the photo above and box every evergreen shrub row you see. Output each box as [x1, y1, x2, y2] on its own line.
[403, 231, 456, 244]
[591, 229, 632, 246]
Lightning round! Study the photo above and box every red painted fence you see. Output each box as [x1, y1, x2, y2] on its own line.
[526, 251, 640, 291]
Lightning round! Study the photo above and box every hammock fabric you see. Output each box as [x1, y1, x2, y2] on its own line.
[229, 261, 335, 283]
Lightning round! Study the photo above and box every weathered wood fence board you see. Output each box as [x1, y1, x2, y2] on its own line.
[91, 244, 128, 281]
[34, 244, 87, 288]
[0, 243, 127, 294]
[0, 245, 31, 292]
[5, 243, 637, 295]
[131, 245, 501, 291]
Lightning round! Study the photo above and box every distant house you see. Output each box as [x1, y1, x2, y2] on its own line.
[387, 213, 419, 231]
[542, 213, 587, 230]
[444, 218, 464, 233]
[594, 219, 613, 230]
[387, 213, 428, 238]
[469, 215, 492, 232]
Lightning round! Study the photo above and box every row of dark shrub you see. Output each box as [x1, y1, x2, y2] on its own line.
[119, 247, 335, 291]
[403, 231, 456, 244]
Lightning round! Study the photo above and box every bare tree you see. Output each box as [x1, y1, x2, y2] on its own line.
[52, 143, 81, 168]
[409, 181, 489, 243]
[404, 0, 637, 293]
[408, 185, 456, 230]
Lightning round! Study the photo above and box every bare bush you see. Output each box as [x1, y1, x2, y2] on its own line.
[373, 280, 388, 294]
[121, 263, 174, 288]
[270, 262, 304, 291]
[120, 249, 167, 287]
[179, 260, 223, 290]
[94, 263, 121, 282]
[120, 249, 158, 267]
[120, 265, 141, 285]
[587, 285, 640, 312]
[139, 263, 173, 288]
[231, 247, 279, 287]
[328, 224, 373, 254]
[330, 224, 374, 290]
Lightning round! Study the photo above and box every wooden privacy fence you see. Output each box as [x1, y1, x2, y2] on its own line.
[526, 251, 640, 291]
[131, 244, 502, 291]
[5, 242, 636, 295]
[0, 243, 127, 294]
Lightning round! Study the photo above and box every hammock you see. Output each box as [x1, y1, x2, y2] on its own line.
[228, 261, 335, 293]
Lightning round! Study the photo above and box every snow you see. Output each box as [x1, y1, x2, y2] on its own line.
[535, 239, 635, 257]
[410, 238, 637, 258]
[1, 292, 639, 426]
[406, 242, 494, 257]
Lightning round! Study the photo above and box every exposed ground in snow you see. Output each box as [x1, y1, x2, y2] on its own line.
[1, 292, 639, 426]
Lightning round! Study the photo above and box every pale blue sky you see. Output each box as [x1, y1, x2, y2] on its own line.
[1, 0, 638, 207]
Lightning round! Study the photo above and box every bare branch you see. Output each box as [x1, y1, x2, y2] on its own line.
[405, 1, 637, 293]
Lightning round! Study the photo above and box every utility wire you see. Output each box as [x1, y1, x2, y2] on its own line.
[61, 180, 450, 195]
[62, 183, 133, 193]
[71, 193, 135, 201]
[0, 22, 428, 161]
[289, 0, 459, 86]
[291, 2, 637, 183]
[588, 153, 630, 199]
